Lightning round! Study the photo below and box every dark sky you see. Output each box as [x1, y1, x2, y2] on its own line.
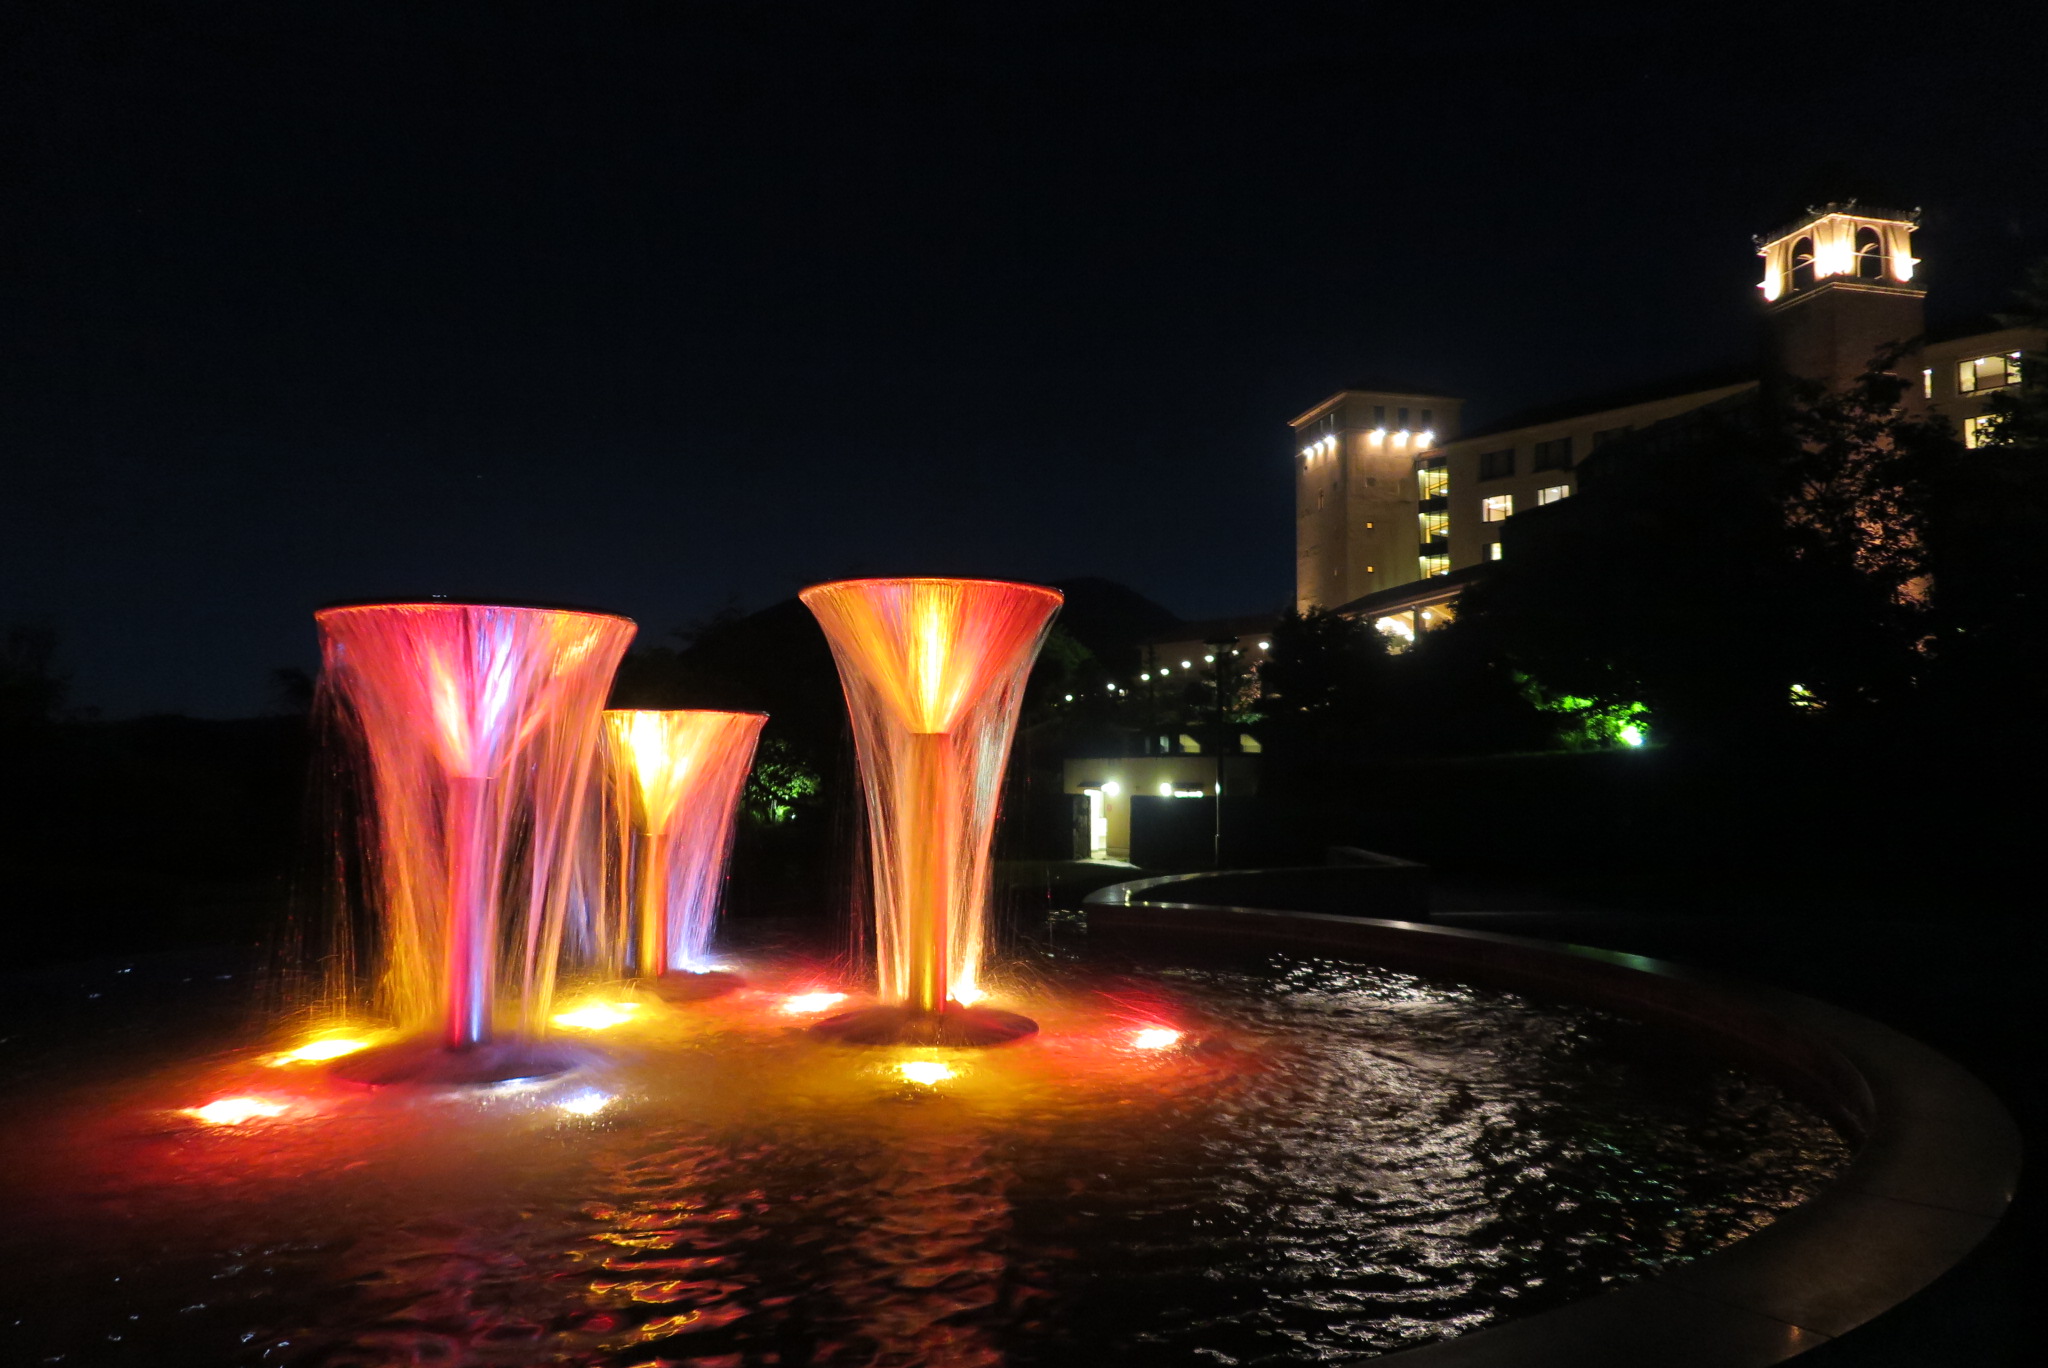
[5, 1, 2045, 717]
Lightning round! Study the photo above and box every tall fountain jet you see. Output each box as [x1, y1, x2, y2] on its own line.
[599, 709, 767, 998]
[801, 577, 1062, 1045]
[315, 601, 635, 1084]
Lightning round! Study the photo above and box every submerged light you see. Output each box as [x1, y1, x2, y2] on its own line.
[950, 981, 986, 1007]
[551, 1002, 640, 1031]
[1131, 1027, 1183, 1050]
[269, 1033, 376, 1066]
[556, 1089, 614, 1117]
[896, 1060, 955, 1086]
[185, 1097, 288, 1126]
[780, 991, 848, 1015]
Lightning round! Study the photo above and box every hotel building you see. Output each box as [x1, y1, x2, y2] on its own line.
[1292, 203, 2043, 639]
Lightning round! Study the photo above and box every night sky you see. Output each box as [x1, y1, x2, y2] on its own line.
[6, 2, 2045, 717]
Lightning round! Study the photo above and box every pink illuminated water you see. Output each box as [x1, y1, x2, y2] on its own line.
[314, 602, 635, 1044]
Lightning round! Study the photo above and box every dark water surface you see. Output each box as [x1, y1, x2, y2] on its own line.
[0, 939, 1847, 1367]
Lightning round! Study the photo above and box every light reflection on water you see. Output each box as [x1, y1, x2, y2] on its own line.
[0, 949, 1847, 1366]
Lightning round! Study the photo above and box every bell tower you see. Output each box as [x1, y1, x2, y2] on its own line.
[1757, 201, 1925, 391]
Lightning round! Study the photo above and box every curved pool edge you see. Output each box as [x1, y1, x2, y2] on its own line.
[1082, 874, 2021, 1366]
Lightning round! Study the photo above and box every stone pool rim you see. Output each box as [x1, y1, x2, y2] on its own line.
[1083, 872, 2022, 1366]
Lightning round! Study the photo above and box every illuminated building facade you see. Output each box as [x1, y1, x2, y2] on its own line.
[1293, 202, 2043, 639]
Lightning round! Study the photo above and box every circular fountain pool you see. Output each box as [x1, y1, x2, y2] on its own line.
[0, 933, 1848, 1366]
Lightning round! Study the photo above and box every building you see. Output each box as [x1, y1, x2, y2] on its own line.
[1293, 202, 2043, 641]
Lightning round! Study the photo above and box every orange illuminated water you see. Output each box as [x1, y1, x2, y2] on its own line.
[800, 578, 1062, 1013]
[314, 603, 636, 1045]
[595, 709, 767, 977]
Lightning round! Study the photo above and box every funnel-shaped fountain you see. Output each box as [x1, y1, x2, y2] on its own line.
[599, 709, 767, 1000]
[801, 577, 1062, 1046]
[314, 601, 636, 1084]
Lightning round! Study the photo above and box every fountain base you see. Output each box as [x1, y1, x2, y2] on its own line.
[810, 1003, 1039, 1047]
[329, 1037, 592, 1087]
[644, 969, 745, 1002]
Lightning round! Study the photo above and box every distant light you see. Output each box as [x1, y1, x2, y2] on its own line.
[1258, 641, 1270, 650]
[1393, 429, 1410, 447]
[897, 1060, 955, 1086]
[1158, 782, 1173, 796]
[1101, 781, 1121, 797]
[950, 981, 985, 1007]
[556, 1089, 613, 1117]
[1619, 724, 1646, 748]
[1140, 673, 1151, 681]
[1181, 660, 1192, 669]
[1159, 666, 1171, 674]
[1203, 654, 1215, 663]
[269, 1033, 374, 1065]
[1131, 1027, 1182, 1050]
[551, 1002, 640, 1031]
[780, 991, 848, 1015]
[1417, 429, 1436, 449]
[185, 1097, 287, 1126]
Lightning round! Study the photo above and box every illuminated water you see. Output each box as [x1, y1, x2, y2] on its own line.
[0, 934, 1847, 1366]
[591, 710, 767, 978]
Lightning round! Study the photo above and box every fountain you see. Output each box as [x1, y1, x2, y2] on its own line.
[0, 589, 1999, 1367]
[595, 708, 767, 999]
[799, 576, 1063, 1046]
[312, 600, 636, 1084]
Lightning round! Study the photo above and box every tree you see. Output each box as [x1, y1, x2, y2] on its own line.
[1251, 607, 1391, 756]
[1450, 364, 1963, 745]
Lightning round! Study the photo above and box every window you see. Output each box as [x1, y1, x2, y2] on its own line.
[1791, 236, 1817, 291]
[1372, 405, 1386, 425]
[1537, 484, 1570, 505]
[1417, 510, 1449, 544]
[1533, 436, 1574, 471]
[1478, 448, 1516, 480]
[1419, 553, 1450, 578]
[1481, 494, 1513, 522]
[1958, 353, 2022, 393]
[1396, 406, 1410, 427]
[1854, 226, 1884, 280]
[1417, 464, 1449, 500]
[1922, 367, 1934, 399]
[1420, 408, 1434, 428]
[1591, 426, 1632, 449]
[1488, 541, 1504, 561]
[1965, 414, 2001, 449]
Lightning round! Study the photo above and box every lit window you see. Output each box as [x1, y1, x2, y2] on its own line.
[1921, 367, 1934, 399]
[1478, 448, 1515, 480]
[1418, 510, 1449, 544]
[1957, 353, 2021, 393]
[1481, 494, 1513, 522]
[1537, 484, 1570, 505]
[1488, 541, 1503, 561]
[1417, 464, 1449, 500]
[1419, 553, 1450, 578]
[1964, 414, 2002, 449]
[1532, 437, 1574, 471]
